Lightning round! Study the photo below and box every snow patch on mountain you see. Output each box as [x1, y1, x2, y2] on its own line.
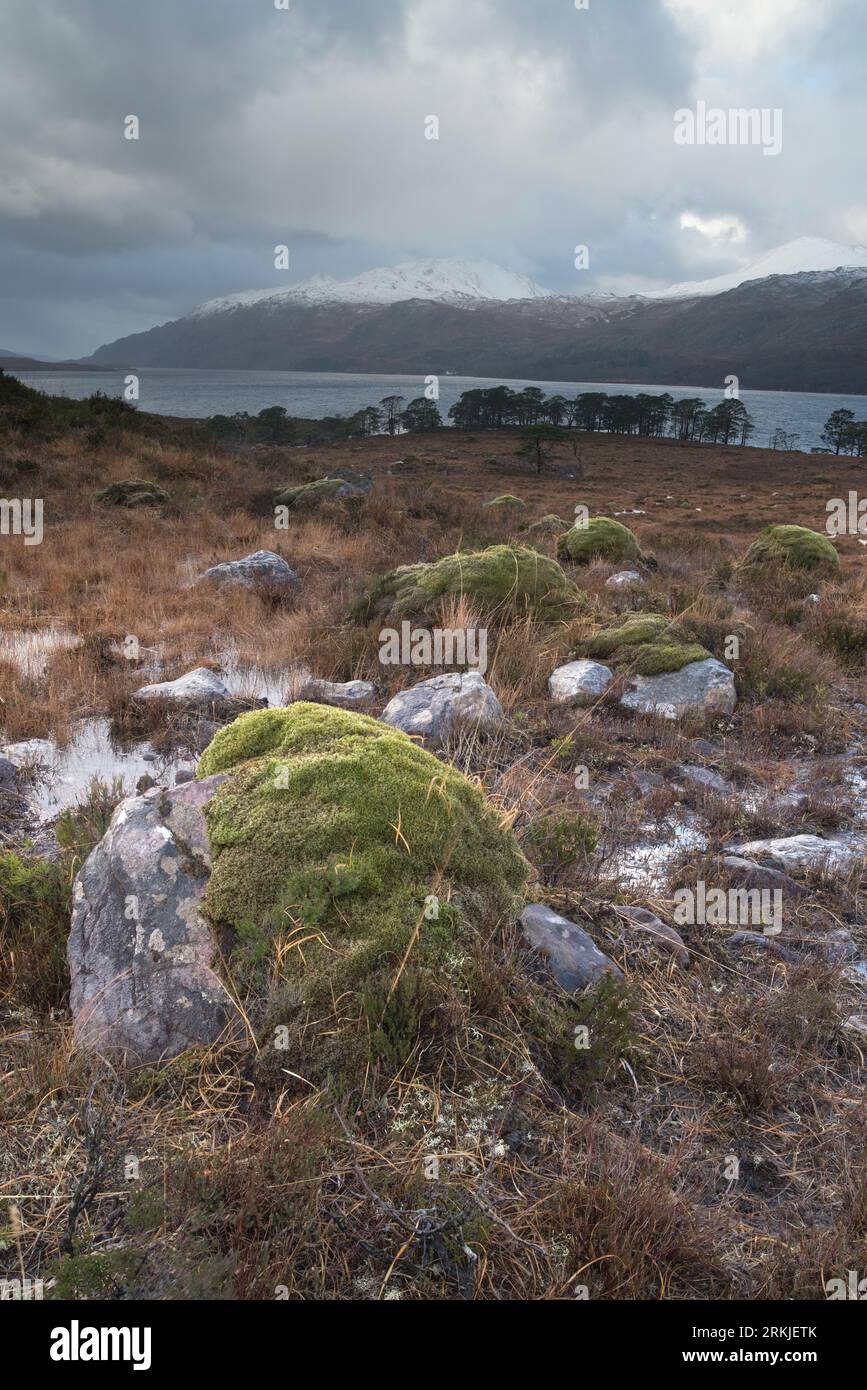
[656, 237, 867, 299]
[191, 259, 553, 316]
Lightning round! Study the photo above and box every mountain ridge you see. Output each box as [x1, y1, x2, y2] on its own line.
[85, 264, 867, 395]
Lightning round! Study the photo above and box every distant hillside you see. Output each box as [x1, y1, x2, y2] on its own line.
[87, 266, 867, 395]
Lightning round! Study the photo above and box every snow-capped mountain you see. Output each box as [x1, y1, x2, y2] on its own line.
[191, 259, 552, 316]
[656, 237, 867, 299]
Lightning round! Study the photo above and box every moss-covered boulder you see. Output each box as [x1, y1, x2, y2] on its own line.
[353, 544, 584, 624]
[196, 703, 530, 1084]
[741, 524, 839, 576]
[557, 517, 641, 566]
[274, 470, 371, 510]
[96, 478, 170, 508]
[483, 494, 526, 508]
[581, 612, 710, 676]
[527, 513, 569, 535]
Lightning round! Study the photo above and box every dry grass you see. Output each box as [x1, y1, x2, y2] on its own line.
[1, 418, 866, 1299]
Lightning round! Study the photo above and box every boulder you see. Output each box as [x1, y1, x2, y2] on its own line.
[548, 659, 613, 706]
[557, 517, 641, 566]
[68, 777, 236, 1061]
[740, 524, 839, 577]
[133, 667, 233, 710]
[380, 672, 503, 745]
[521, 904, 623, 991]
[353, 544, 583, 624]
[275, 470, 372, 509]
[195, 704, 530, 1085]
[723, 834, 867, 877]
[620, 658, 737, 721]
[199, 550, 299, 595]
[605, 570, 645, 591]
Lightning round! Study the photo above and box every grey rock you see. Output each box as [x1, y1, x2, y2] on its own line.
[721, 855, 807, 898]
[380, 672, 503, 745]
[520, 903, 623, 991]
[133, 666, 231, 709]
[613, 904, 690, 967]
[605, 570, 645, 590]
[548, 659, 614, 706]
[724, 834, 867, 877]
[724, 931, 799, 962]
[200, 549, 299, 595]
[0, 755, 19, 791]
[174, 767, 195, 785]
[298, 677, 380, 710]
[620, 658, 737, 721]
[677, 764, 732, 795]
[68, 776, 236, 1062]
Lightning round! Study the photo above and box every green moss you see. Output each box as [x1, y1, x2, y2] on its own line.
[585, 613, 669, 656]
[556, 517, 641, 565]
[274, 470, 369, 509]
[633, 641, 711, 676]
[483, 494, 525, 507]
[527, 513, 569, 534]
[96, 478, 170, 507]
[581, 612, 710, 675]
[352, 543, 584, 624]
[197, 704, 530, 1083]
[741, 524, 839, 576]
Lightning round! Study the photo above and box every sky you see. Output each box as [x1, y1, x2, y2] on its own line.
[1, 0, 865, 357]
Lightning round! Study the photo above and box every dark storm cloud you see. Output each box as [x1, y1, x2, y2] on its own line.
[0, 0, 863, 356]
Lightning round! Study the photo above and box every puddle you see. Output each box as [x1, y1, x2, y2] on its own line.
[0, 626, 80, 680]
[8, 719, 192, 822]
[607, 821, 708, 891]
[216, 645, 308, 707]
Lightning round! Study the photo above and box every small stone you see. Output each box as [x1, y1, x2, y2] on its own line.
[298, 677, 380, 710]
[199, 550, 299, 595]
[133, 667, 232, 710]
[721, 855, 807, 897]
[520, 903, 623, 991]
[380, 672, 503, 746]
[613, 905, 689, 967]
[548, 659, 614, 707]
[605, 570, 645, 590]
